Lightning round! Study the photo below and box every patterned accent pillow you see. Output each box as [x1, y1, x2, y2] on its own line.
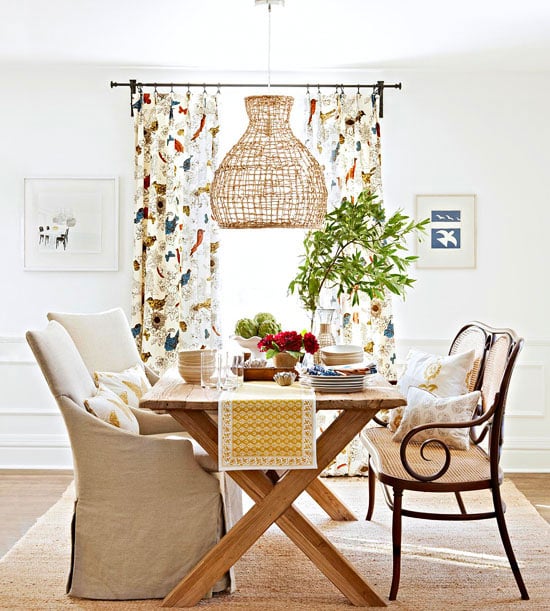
[84, 386, 140, 433]
[93, 364, 151, 408]
[392, 386, 481, 451]
[388, 349, 476, 433]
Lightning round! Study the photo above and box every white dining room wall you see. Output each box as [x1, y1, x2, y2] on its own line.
[0, 63, 548, 470]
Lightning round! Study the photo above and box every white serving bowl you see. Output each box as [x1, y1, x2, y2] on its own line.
[233, 336, 264, 359]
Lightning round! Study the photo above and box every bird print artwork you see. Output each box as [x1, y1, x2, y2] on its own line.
[194, 184, 210, 196]
[320, 109, 336, 122]
[192, 114, 206, 140]
[131, 323, 142, 339]
[308, 98, 317, 125]
[134, 208, 145, 223]
[182, 156, 192, 171]
[383, 321, 395, 339]
[142, 235, 157, 248]
[165, 250, 176, 263]
[190, 228, 204, 256]
[180, 268, 191, 286]
[431, 210, 461, 223]
[164, 330, 179, 352]
[146, 296, 166, 310]
[432, 229, 460, 249]
[165, 214, 179, 235]
[152, 182, 166, 195]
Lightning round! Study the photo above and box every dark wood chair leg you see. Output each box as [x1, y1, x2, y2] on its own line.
[454, 491, 467, 514]
[365, 455, 376, 521]
[491, 486, 529, 600]
[389, 487, 403, 601]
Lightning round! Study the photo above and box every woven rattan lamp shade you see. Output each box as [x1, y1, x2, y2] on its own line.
[211, 95, 327, 229]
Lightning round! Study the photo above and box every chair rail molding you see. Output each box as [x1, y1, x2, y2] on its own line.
[0, 334, 549, 471]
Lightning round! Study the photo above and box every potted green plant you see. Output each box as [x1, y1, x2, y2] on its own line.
[288, 189, 429, 329]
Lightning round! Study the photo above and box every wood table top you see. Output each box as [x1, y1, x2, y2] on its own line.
[140, 369, 406, 412]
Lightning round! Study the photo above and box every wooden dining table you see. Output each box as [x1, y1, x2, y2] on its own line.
[140, 370, 406, 608]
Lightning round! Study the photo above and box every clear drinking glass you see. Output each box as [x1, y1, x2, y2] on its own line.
[228, 353, 245, 388]
[201, 350, 222, 389]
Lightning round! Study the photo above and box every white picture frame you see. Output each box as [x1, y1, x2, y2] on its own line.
[23, 177, 119, 271]
[415, 194, 476, 269]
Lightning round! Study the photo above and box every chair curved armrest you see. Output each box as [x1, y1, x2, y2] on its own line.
[398, 405, 494, 482]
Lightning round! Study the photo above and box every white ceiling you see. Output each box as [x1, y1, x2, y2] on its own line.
[2, 0, 550, 72]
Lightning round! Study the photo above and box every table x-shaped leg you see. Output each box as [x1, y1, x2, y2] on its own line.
[162, 408, 386, 608]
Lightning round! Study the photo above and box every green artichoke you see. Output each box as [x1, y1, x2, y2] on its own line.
[258, 319, 281, 337]
[254, 312, 277, 325]
[234, 318, 259, 339]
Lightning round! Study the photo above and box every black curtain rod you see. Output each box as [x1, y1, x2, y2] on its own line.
[110, 79, 402, 117]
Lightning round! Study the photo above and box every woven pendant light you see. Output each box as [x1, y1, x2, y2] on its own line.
[211, 94, 327, 228]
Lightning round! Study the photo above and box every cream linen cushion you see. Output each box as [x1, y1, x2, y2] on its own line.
[389, 349, 476, 432]
[84, 386, 140, 433]
[392, 386, 481, 450]
[93, 363, 151, 408]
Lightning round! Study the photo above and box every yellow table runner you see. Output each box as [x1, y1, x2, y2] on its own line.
[219, 381, 316, 470]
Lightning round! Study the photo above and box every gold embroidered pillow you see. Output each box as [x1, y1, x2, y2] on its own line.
[84, 387, 139, 433]
[392, 386, 481, 450]
[388, 349, 476, 433]
[93, 364, 151, 408]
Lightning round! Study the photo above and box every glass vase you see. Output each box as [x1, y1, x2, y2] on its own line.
[314, 308, 336, 364]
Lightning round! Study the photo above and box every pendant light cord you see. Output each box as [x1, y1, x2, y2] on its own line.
[267, 2, 272, 89]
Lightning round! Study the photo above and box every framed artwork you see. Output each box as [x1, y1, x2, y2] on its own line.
[415, 194, 476, 269]
[23, 177, 119, 271]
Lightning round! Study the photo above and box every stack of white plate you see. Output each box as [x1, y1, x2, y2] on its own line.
[300, 372, 368, 393]
[178, 349, 215, 384]
[320, 344, 364, 366]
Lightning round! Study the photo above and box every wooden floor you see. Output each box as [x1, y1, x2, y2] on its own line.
[0, 471, 548, 559]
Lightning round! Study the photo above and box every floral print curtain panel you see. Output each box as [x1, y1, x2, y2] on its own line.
[304, 91, 397, 476]
[131, 90, 221, 374]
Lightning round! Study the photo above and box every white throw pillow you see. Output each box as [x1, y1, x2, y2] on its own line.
[84, 386, 140, 433]
[93, 364, 151, 408]
[388, 349, 476, 433]
[392, 386, 481, 450]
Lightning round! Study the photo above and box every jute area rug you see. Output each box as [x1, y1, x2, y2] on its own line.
[0, 479, 548, 610]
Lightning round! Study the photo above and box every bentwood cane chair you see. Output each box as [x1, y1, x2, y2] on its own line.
[361, 322, 529, 601]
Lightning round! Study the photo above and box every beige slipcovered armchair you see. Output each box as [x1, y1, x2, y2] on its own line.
[47, 308, 179, 435]
[27, 321, 242, 600]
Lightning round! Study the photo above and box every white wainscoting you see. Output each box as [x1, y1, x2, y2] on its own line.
[1, 336, 549, 471]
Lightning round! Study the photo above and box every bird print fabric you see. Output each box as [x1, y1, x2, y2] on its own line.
[303, 90, 396, 476]
[131, 90, 221, 373]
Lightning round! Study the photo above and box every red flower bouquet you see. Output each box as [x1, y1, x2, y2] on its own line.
[258, 330, 319, 360]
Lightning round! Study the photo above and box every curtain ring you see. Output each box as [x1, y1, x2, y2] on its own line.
[357, 85, 361, 95]
[317, 84, 321, 95]
[306, 84, 310, 94]
[217, 84, 221, 95]
[170, 83, 174, 93]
